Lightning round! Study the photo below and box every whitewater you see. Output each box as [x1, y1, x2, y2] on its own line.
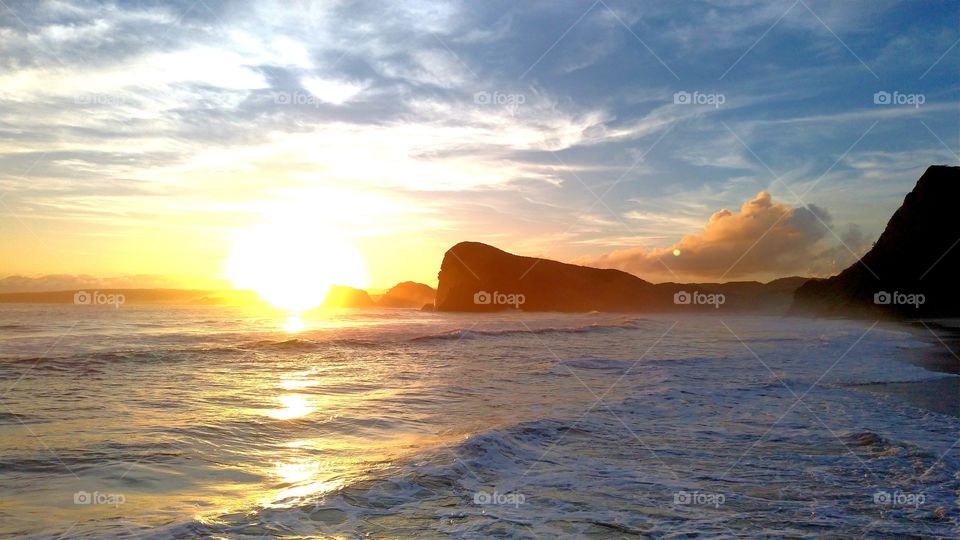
[0, 305, 956, 538]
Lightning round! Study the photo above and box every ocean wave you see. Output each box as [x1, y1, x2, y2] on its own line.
[0, 338, 382, 368]
[842, 371, 959, 385]
[558, 356, 635, 372]
[411, 319, 645, 342]
[242, 337, 385, 351]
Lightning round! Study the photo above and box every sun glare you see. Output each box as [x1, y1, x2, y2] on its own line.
[282, 313, 305, 333]
[225, 215, 369, 312]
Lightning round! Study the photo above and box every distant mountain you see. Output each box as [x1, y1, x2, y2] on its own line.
[375, 281, 435, 308]
[791, 165, 959, 318]
[0, 289, 261, 305]
[435, 241, 806, 312]
[0, 274, 182, 293]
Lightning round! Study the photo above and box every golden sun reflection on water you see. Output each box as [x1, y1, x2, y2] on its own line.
[250, 370, 461, 514]
[282, 313, 306, 333]
[270, 459, 344, 504]
[267, 393, 314, 420]
[280, 378, 318, 390]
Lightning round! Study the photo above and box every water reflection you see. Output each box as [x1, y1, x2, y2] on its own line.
[282, 313, 305, 333]
[267, 394, 314, 420]
[272, 457, 343, 504]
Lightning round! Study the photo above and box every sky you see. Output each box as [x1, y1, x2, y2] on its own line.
[0, 0, 957, 291]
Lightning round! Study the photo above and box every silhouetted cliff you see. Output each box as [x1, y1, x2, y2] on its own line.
[435, 242, 805, 312]
[791, 165, 959, 318]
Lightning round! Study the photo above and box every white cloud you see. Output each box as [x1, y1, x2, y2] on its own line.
[301, 76, 367, 104]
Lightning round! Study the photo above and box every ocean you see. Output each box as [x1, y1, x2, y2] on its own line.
[0, 305, 957, 538]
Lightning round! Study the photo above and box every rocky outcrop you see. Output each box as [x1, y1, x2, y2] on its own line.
[435, 242, 804, 312]
[376, 281, 436, 308]
[791, 165, 959, 318]
[436, 242, 659, 311]
[322, 285, 374, 308]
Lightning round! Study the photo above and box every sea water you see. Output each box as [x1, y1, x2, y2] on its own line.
[0, 305, 956, 538]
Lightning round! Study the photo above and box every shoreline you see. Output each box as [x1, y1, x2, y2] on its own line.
[852, 320, 960, 418]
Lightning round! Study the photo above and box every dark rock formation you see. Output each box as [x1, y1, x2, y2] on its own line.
[435, 242, 804, 312]
[436, 242, 660, 312]
[791, 165, 959, 318]
[322, 285, 374, 308]
[376, 281, 436, 308]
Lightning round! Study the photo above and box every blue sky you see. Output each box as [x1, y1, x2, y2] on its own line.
[0, 0, 957, 288]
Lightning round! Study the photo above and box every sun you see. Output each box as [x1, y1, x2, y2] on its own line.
[225, 217, 368, 312]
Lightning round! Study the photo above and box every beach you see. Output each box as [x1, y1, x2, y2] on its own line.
[853, 321, 960, 418]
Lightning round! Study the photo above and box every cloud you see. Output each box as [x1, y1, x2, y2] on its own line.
[576, 191, 871, 282]
[0, 0, 953, 286]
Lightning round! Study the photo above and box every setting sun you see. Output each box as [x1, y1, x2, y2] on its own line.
[225, 215, 368, 312]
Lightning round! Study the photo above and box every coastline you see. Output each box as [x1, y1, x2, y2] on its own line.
[853, 320, 960, 418]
